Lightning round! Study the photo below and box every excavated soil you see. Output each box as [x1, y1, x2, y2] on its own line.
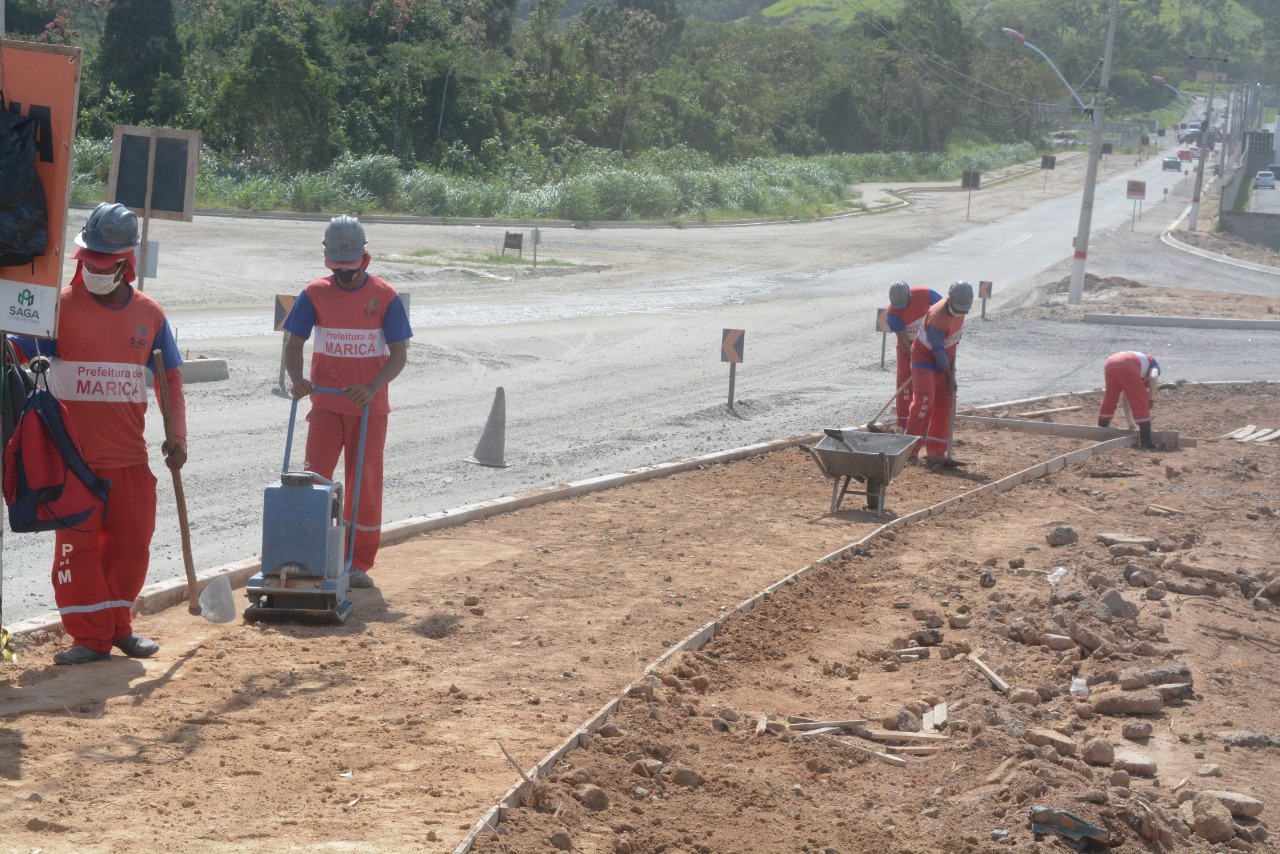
[3, 384, 1280, 854]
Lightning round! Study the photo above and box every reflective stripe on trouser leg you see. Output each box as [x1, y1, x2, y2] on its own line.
[305, 408, 388, 572]
[52, 464, 157, 653]
[895, 352, 913, 427]
[343, 412, 386, 571]
[924, 372, 953, 458]
[904, 365, 936, 456]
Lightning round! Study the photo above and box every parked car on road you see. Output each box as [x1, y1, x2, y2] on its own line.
[1176, 149, 1193, 161]
[1256, 171, 1276, 190]
[1162, 157, 1183, 172]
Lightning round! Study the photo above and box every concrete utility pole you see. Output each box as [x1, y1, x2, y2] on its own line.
[1189, 55, 1228, 232]
[1066, 0, 1119, 305]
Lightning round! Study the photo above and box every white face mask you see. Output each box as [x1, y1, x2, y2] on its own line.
[82, 268, 122, 295]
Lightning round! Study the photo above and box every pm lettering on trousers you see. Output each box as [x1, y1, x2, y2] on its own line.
[57, 568, 72, 584]
[76, 379, 141, 397]
[324, 340, 378, 357]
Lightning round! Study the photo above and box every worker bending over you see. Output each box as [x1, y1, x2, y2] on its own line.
[885, 281, 941, 430]
[1098, 351, 1161, 449]
[904, 281, 972, 466]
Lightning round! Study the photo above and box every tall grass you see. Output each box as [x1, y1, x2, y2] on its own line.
[69, 140, 1039, 222]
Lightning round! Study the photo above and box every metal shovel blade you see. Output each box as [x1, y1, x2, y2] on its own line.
[198, 576, 237, 624]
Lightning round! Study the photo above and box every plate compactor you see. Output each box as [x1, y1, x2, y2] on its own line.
[244, 390, 369, 624]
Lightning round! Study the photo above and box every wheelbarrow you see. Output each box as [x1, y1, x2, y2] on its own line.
[800, 428, 919, 517]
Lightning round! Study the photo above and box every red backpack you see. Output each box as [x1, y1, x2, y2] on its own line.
[3, 379, 111, 533]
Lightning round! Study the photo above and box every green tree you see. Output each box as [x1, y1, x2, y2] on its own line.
[209, 26, 342, 170]
[98, 0, 183, 122]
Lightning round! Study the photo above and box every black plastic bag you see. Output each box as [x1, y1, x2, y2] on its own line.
[0, 92, 48, 267]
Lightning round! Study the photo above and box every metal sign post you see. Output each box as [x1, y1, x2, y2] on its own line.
[875, 309, 890, 369]
[961, 170, 981, 220]
[978, 281, 993, 320]
[532, 227, 540, 269]
[1126, 180, 1146, 231]
[721, 329, 744, 410]
[1040, 155, 1056, 193]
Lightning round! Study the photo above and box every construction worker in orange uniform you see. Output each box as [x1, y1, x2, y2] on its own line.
[284, 216, 412, 589]
[904, 281, 972, 466]
[885, 282, 942, 430]
[1098, 351, 1161, 449]
[14, 203, 187, 665]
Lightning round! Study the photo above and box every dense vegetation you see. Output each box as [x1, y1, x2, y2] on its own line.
[7, 0, 1276, 217]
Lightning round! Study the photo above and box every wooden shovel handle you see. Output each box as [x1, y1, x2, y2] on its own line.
[869, 376, 912, 427]
[152, 350, 199, 615]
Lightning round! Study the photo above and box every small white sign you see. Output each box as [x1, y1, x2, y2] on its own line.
[0, 280, 60, 337]
[141, 240, 160, 278]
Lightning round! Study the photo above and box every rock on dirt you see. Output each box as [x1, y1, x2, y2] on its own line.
[1192, 792, 1236, 843]
[1200, 790, 1265, 819]
[1082, 738, 1115, 766]
[1092, 689, 1163, 716]
[1047, 525, 1079, 546]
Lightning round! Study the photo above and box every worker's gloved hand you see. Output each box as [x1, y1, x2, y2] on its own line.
[162, 441, 187, 471]
[345, 384, 375, 407]
[290, 377, 314, 399]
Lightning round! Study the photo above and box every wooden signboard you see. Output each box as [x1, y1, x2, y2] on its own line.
[107, 125, 200, 222]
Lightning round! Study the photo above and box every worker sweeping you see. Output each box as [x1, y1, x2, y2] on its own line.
[12, 203, 187, 665]
[283, 215, 412, 589]
[1098, 351, 1161, 449]
[884, 281, 941, 430]
[904, 281, 972, 467]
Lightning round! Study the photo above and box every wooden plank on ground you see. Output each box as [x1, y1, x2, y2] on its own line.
[798, 727, 843, 738]
[854, 728, 951, 743]
[812, 733, 908, 767]
[1237, 427, 1272, 441]
[788, 719, 869, 731]
[1230, 424, 1258, 439]
[922, 709, 935, 731]
[884, 745, 940, 756]
[969, 651, 1011, 695]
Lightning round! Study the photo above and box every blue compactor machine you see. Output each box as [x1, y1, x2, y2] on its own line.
[244, 391, 368, 623]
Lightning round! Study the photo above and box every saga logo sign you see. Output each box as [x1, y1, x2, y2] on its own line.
[9, 289, 40, 321]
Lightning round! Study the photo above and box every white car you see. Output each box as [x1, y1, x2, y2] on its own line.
[1256, 171, 1276, 190]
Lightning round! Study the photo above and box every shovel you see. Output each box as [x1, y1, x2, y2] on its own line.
[866, 376, 912, 433]
[153, 349, 236, 624]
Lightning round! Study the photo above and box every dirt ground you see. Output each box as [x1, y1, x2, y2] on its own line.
[1006, 274, 1280, 322]
[3, 382, 1278, 853]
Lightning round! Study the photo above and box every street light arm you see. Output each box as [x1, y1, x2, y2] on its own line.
[1003, 28, 1088, 111]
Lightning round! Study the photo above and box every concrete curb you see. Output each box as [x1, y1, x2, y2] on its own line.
[1159, 230, 1280, 276]
[452, 430, 1139, 852]
[1084, 313, 1280, 330]
[6, 434, 815, 644]
[177, 358, 230, 383]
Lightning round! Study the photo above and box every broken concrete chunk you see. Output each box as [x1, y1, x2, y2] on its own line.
[1092, 689, 1163, 716]
[1109, 543, 1150, 558]
[1010, 688, 1041, 706]
[1097, 533, 1158, 548]
[897, 710, 923, 733]
[1101, 590, 1138, 620]
[1122, 722, 1154, 740]
[1114, 751, 1158, 778]
[1199, 791, 1264, 819]
[1154, 683, 1194, 703]
[1042, 634, 1077, 651]
[1027, 728, 1077, 756]
[1192, 792, 1236, 843]
[1082, 738, 1115, 766]
[1142, 664, 1192, 687]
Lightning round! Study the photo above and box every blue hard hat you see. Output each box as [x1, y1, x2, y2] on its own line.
[75, 203, 140, 254]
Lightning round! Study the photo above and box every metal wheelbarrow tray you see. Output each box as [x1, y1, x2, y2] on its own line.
[800, 429, 919, 517]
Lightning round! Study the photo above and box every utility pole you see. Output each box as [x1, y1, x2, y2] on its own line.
[1189, 55, 1228, 232]
[1066, 0, 1119, 305]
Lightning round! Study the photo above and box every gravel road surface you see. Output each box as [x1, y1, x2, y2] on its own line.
[3, 147, 1277, 624]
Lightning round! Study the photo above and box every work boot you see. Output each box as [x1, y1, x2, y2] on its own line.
[113, 633, 159, 658]
[1138, 423, 1156, 450]
[348, 568, 375, 589]
[54, 645, 111, 665]
[1098, 418, 1111, 428]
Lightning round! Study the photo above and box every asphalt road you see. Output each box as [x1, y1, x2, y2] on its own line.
[3, 146, 1278, 627]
